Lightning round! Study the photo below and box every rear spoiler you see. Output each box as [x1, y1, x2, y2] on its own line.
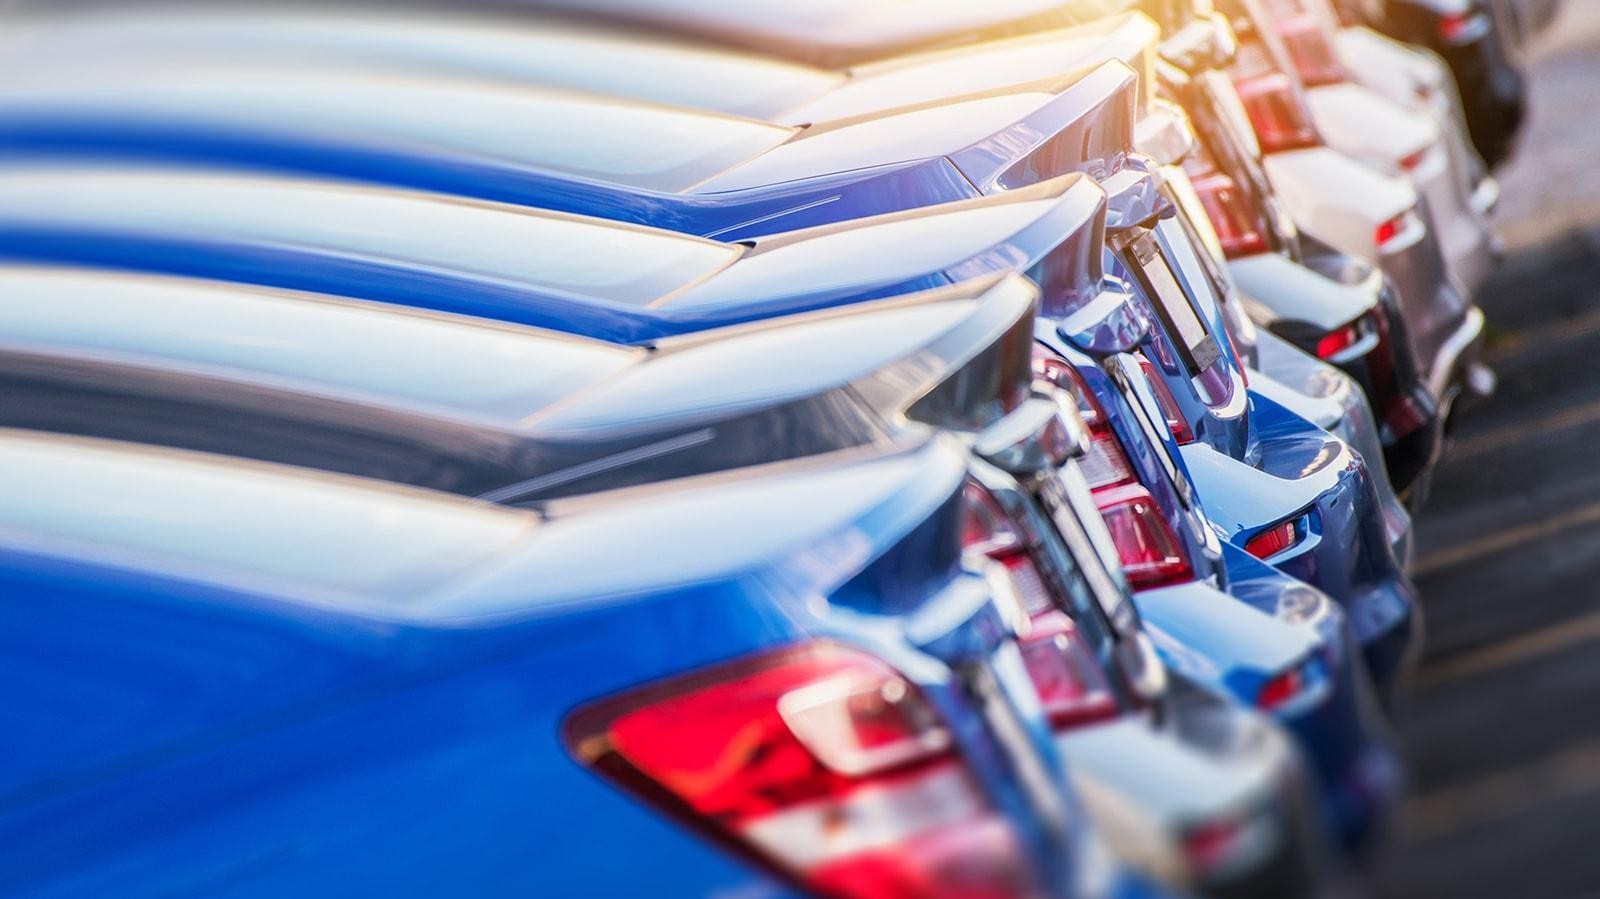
[0, 274, 1039, 504]
[942, 62, 1172, 229]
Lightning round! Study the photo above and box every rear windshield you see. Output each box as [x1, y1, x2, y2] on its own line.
[0, 168, 742, 306]
[0, 67, 796, 192]
[0, 267, 640, 422]
[0, 431, 538, 609]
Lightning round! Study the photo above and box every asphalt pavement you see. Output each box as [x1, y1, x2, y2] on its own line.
[1376, 4, 1600, 896]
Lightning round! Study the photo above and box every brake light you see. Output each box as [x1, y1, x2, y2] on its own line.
[1315, 318, 1365, 360]
[1033, 349, 1197, 590]
[1018, 611, 1120, 728]
[1256, 654, 1327, 711]
[963, 480, 1123, 732]
[1375, 213, 1408, 247]
[1137, 358, 1196, 445]
[1232, 72, 1322, 154]
[1256, 668, 1303, 710]
[1189, 171, 1270, 258]
[1438, 11, 1487, 44]
[962, 480, 1054, 617]
[1275, 13, 1347, 87]
[1244, 519, 1300, 560]
[1095, 483, 1194, 589]
[567, 643, 1037, 898]
[1033, 351, 1135, 490]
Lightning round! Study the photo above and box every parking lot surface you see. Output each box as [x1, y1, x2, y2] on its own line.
[1378, 4, 1600, 896]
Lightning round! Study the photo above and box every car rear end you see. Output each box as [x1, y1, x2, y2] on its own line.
[0, 423, 1173, 899]
[1262, 0, 1500, 297]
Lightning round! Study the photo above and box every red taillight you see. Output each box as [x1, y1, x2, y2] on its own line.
[1374, 213, 1408, 248]
[1232, 72, 1322, 154]
[963, 479, 1124, 732]
[1438, 11, 1487, 44]
[962, 480, 1055, 617]
[1034, 349, 1197, 590]
[1257, 654, 1328, 712]
[1276, 13, 1347, 87]
[1095, 483, 1195, 589]
[1190, 171, 1270, 259]
[1137, 358, 1196, 445]
[1018, 611, 1120, 729]
[1183, 817, 1251, 878]
[1244, 519, 1300, 560]
[1256, 667, 1302, 710]
[568, 643, 1036, 898]
[1033, 351, 1136, 490]
[1315, 319, 1365, 361]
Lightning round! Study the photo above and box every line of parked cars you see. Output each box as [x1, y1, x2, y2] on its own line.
[0, 0, 1542, 896]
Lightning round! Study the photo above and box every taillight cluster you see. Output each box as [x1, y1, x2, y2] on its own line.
[567, 643, 1038, 899]
[961, 478, 1122, 728]
[1188, 170, 1271, 258]
[1314, 313, 1372, 361]
[1272, 11, 1348, 87]
[1374, 212, 1409, 248]
[1232, 71, 1323, 153]
[1437, 10, 1488, 44]
[1033, 350, 1195, 591]
[1243, 518, 1301, 560]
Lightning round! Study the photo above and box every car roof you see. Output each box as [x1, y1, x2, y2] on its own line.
[0, 265, 1040, 500]
[0, 427, 970, 621]
[0, 164, 1100, 342]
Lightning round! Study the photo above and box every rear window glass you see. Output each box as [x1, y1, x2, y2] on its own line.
[0, 168, 742, 306]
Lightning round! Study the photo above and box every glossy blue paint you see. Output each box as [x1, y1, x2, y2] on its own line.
[1183, 392, 1421, 688]
[0, 434, 1159, 899]
[1218, 547, 1402, 849]
[0, 174, 1102, 346]
[1037, 339, 1397, 847]
[0, 38, 1415, 758]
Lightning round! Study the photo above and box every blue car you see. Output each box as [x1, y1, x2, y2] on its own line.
[0, 43, 1421, 693]
[17, 0, 1414, 568]
[0, 259, 1336, 894]
[0, 422, 1186, 899]
[0, 164, 1395, 847]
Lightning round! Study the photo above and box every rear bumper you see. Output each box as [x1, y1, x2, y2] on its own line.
[1259, 460, 1420, 693]
[1180, 403, 1421, 691]
[1060, 705, 1320, 897]
[1209, 553, 1402, 850]
[1247, 343, 1416, 568]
